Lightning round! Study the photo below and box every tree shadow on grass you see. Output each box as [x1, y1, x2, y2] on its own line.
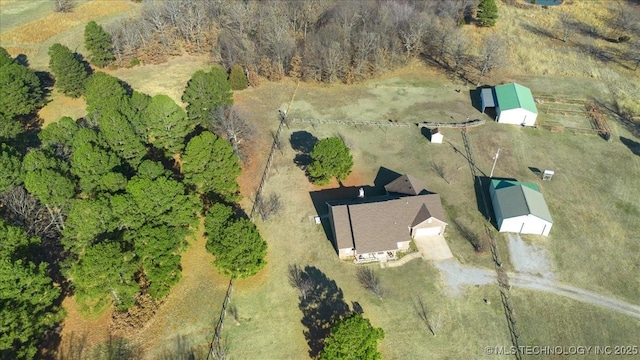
[290, 130, 318, 168]
[620, 136, 640, 156]
[294, 265, 351, 358]
[157, 335, 208, 360]
[590, 98, 640, 137]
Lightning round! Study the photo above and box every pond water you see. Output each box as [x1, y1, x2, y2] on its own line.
[525, 0, 563, 5]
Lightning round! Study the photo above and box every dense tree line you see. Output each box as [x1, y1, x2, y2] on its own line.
[0, 46, 265, 356]
[104, 0, 640, 86]
[107, 0, 493, 83]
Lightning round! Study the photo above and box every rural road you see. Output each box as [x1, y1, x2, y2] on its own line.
[435, 259, 640, 320]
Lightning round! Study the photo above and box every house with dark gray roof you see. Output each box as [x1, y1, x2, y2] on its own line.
[489, 179, 553, 236]
[327, 174, 448, 263]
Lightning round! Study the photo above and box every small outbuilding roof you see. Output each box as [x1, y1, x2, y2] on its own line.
[494, 83, 538, 114]
[481, 87, 496, 108]
[384, 174, 428, 196]
[491, 180, 552, 222]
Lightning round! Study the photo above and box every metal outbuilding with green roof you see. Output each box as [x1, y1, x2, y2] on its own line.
[485, 83, 539, 126]
[489, 179, 553, 236]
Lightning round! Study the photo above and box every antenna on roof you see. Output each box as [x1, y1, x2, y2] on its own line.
[490, 148, 500, 178]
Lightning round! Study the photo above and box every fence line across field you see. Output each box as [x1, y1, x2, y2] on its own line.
[291, 117, 486, 128]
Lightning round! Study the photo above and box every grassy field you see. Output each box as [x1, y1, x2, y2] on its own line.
[511, 289, 640, 358]
[0, 0, 138, 69]
[213, 65, 639, 358]
[0, 0, 53, 32]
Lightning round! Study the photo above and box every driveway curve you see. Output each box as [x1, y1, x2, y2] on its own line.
[435, 259, 640, 320]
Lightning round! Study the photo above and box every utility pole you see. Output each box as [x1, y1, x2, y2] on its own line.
[490, 148, 500, 178]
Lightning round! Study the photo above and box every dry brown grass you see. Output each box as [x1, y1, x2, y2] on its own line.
[1, 45, 38, 58]
[38, 92, 87, 127]
[0, 0, 133, 45]
[56, 295, 114, 358]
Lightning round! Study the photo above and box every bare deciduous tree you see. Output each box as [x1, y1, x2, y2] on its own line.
[447, 30, 471, 76]
[209, 105, 255, 162]
[612, 1, 639, 40]
[54, 0, 74, 13]
[356, 267, 384, 299]
[0, 186, 60, 239]
[558, 11, 574, 43]
[256, 193, 282, 221]
[452, 219, 486, 252]
[431, 161, 450, 184]
[399, 14, 430, 57]
[424, 19, 456, 66]
[476, 35, 505, 86]
[288, 264, 314, 300]
[413, 295, 444, 336]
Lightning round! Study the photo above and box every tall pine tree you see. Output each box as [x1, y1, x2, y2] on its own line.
[228, 64, 248, 90]
[48, 43, 89, 98]
[477, 0, 498, 27]
[84, 21, 115, 68]
[0, 219, 63, 360]
[182, 68, 233, 125]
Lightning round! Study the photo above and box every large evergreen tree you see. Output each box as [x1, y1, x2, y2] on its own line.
[182, 68, 233, 125]
[38, 116, 80, 158]
[84, 21, 115, 68]
[477, 0, 498, 27]
[127, 225, 183, 299]
[62, 198, 115, 255]
[0, 54, 44, 140]
[22, 149, 75, 207]
[138, 94, 192, 155]
[0, 46, 14, 67]
[228, 64, 248, 90]
[0, 220, 63, 360]
[181, 131, 241, 199]
[0, 62, 44, 120]
[320, 313, 385, 360]
[307, 137, 353, 185]
[70, 128, 123, 194]
[204, 204, 267, 279]
[84, 71, 128, 115]
[67, 241, 139, 312]
[97, 108, 147, 167]
[48, 43, 89, 98]
[0, 144, 23, 192]
[124, 175, 199, 229]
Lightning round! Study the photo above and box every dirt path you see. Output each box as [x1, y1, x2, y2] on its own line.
[435, 259, 640, 320]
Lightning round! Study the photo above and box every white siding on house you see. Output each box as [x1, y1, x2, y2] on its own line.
[497, 108, 538, 126]
[499, 215, 552, 236]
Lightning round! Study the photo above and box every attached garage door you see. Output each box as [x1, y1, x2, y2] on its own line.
[414, 226, 441, 237]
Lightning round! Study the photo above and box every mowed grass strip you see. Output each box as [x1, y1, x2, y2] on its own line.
[0, 0, 52, 33]
[510, 288, 640, 355]
[0, 0, 133, 45]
